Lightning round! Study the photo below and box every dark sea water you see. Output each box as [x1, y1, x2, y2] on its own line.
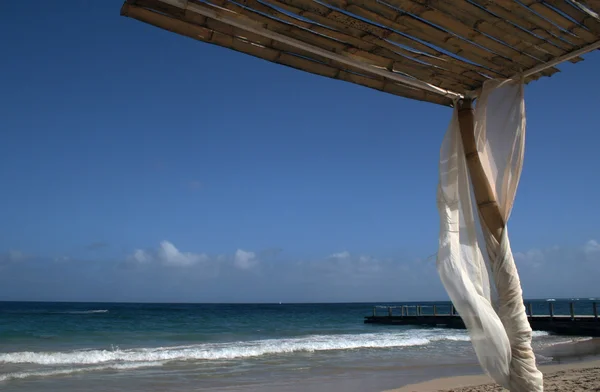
[0, 300, 596, 392]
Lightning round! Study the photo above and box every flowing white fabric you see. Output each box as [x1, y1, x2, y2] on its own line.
[436, 80, 543, 391]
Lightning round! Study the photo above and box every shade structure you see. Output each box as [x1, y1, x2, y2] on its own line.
[120, 0, 599, 105]
[120, 1, 599, 391]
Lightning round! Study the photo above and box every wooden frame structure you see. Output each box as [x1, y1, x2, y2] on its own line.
[120, 0, 600, 106]
[121, 2, 599, 389]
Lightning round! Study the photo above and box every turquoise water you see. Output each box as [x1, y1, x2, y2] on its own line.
[0, 300, 596, 391]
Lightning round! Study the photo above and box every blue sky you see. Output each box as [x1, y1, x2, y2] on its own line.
[1, 2, 599, 302]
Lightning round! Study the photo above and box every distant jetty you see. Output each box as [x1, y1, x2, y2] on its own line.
[365, 301, 600, 337]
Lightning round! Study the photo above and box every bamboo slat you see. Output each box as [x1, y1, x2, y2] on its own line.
[120, 2, 453, 105]
[129, 0, 185, 17]
[520, 0, 600, 40]
[381, 0, 550, 67]
[260, 0, 504, 79]
[397, 0, 573, 61]
[489, 0, 590, 47]
[378, 0, 561, 78]
[323, 2, 517, 76]
[195, 0, 474, 91]
[468, 0, 579, 49]
[327, 0, 520, 72]
[580, 0, 600, 13]
[202, 0, 481, 89]
[346, 0, 558, 79]
[457, 1, 583, 63]
[270, 0, 498, 74]
[542, 0, 600, 35]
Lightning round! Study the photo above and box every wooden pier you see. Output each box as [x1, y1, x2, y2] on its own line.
[364, 302, 600, 337]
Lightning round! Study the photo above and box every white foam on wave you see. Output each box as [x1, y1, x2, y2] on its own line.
[532, 331, 549, 337]
[544, 336, 593, 346]
[0, 361, 163, 382]
[535, 353, 554, 364]
[0, 329, 469, 366]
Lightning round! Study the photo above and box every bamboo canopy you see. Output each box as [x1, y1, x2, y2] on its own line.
[120, 0, 600, 106]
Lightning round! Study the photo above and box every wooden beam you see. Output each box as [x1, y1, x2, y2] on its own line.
[468, 38, 600, 98]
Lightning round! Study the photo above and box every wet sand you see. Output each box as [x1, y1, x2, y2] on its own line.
[388, 339, 600, 392]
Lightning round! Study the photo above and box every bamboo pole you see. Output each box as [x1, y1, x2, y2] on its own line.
[457, 99, 504, 241]
[457, 98, 542, 389]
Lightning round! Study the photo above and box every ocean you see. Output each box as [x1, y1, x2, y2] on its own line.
[0, 300, 596, 392]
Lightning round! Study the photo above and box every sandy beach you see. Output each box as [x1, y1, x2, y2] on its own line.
[390, 348, 600, 392]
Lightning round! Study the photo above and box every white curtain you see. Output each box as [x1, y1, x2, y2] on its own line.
[436, 80, 543, 391]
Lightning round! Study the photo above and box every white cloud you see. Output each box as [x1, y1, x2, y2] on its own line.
[234, 249, 258, 270]
[514, 240, 600, 267]
[583, 240, 600, 255]
[0, 250, 27, 265]
[359, 255, 373, 263]
[356, 254, 382, 273]
[7, 250, 25, 262]
[127, 241, 208, 267]
[514, 248, 544, 267]
[309, 252, 388, 278]
[329, 251, 350, 259]
[130, 249, 152, 263]
[4, 238, 600, 302]
[157, 241, 208, 267]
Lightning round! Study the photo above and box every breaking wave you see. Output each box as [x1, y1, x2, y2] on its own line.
[0, 330, 469, 367]
[0, 329, 549, 381]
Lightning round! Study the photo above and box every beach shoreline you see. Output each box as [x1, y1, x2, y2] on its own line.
[2, 301, 598, 392]
[387, 339, 600, 392]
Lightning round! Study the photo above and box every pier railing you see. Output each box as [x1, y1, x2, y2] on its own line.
[367, 301, 599, 336]
[371, 301, 599, 319]
[372, 304, 456, 317]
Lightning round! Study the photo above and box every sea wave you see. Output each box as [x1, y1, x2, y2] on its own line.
[0, 361, 163, 382]
[0, 309, 109, 315]
[0, 330, 470, 366]
[61, 310, 109, 314]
